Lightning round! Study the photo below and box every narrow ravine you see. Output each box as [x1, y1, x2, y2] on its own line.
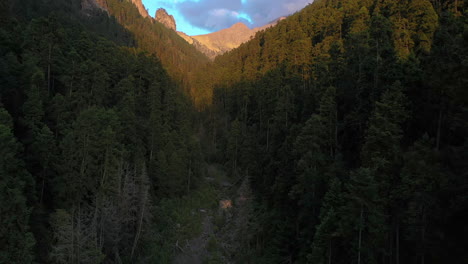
[172, 162, 254, 264]
[173, 214, 215, 264]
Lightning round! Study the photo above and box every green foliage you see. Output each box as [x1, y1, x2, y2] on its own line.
[49, 209, 73, 264]
[146, 185, 218, 262]
[203, 1, 468, 263]
[361, 81, 409, 170]
[105, 0, 209, 92]
[0, 108, 35, 264]
[0, 1, 205, 262]
[1, 0, 467, 263]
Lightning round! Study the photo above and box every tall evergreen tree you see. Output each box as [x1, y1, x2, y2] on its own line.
[0, 108, 35, 263]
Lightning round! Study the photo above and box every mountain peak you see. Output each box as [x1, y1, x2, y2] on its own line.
[130, 0, 149, 18]
[231, 22, 249, 30]
[186, 18, 283, 59]
[156, 8, 177, 31]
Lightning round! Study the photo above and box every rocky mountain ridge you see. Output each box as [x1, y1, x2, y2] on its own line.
[155, 8, 176, 31]
[188, 18, 285, 59]
[178, 17, 285, 59]
[152, 7, 285, 59]
[82, 1, 284, 60]
[129, 0, 149, 18]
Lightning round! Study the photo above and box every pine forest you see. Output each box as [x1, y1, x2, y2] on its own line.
[0, 0, 466, 263]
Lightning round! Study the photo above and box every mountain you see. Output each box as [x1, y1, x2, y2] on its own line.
[130, 0, 149, 18]
[87, 0, 208, 90]
[183, 17, 286, 59]
[190, 22, 254, 59]
[1, 0, 466, 264]
[193, 22, 252, 56]
[155, 8, 176, 31]
[150, 7, 286, 59]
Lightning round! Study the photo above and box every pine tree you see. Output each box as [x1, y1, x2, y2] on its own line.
[408, 0, 439, 54]
[49, 209, 74, 264]
[308, 177, 344, 264]
[399, 135, 444, 263]
[358, 81, 409, 263]
[345, 168, 384, 264]
[319, 86, 338, 157]
[227, 118, 242, 174]
[291, 114, 326, 210]
[0, 108, 35, 264]
[56, 107, 120, 206]
[361, 81, 409, 177]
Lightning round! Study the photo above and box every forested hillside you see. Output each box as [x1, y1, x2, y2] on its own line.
[103, 0, 210, 91]
[1, 0, 467, 263]
[1, 0, 206, 262]
[199, 0, 468, 263]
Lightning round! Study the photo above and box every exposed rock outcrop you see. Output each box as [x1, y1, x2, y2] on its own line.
[177, 31, 194, 44]
[191, 38, 218, 59]
[81, 0, 108, 13]
[155, 8, 176, 31]
[130, 0, 149, 18]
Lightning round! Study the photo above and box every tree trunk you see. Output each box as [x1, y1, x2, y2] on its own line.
[358, 204, 364, 264]
[396, 220, 400, 264]
[101, 147, 110, 186]
[99, 212, 104, 251]
[80, 134, 89, 179]
[76, 204, 81, 264]
[234, 136, 238, 172]
[389, 228, 393, 264]
[69, 60, 75, 97]
[93, 196, 100, 251]
[149, 133, 154, 161]
[131, 192, 147, 261]
[374, 41, 379, 103]
[436, 108, 442, 150]
[421, 207, 426, 264]
[48, 44, 52, 96]
[266, 119, 270, 151]
[334, 109, 338, 158]
[40, 171, 46, 204]
[71, 206, 75, 264]
[187, 159, 191, 194]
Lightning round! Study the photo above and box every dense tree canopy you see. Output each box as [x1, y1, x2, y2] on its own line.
[0, 0, 204, 262]
[0, 0, 466, 263]
[198, 0, 468, 263]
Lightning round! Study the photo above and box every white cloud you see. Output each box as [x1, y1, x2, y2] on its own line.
[144, 0, 312, 34]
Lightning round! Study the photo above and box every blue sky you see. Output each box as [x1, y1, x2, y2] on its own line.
[142, 0, 312, 36]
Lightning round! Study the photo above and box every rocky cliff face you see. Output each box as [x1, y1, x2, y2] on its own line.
[177, 31, 194, 44]
[155, 8, 176, 31]
[130, 0, 149, 18]
[81, 0, 108, 13]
